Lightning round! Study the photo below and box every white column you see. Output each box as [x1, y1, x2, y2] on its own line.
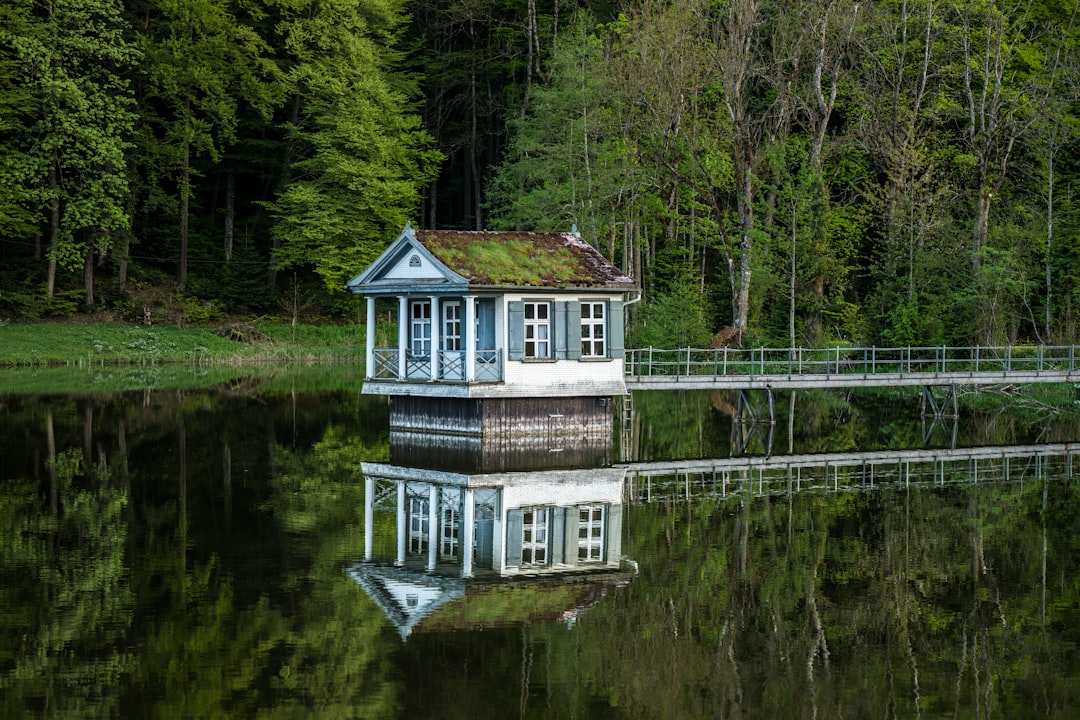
[397, 295, 408, 380]
[427, 484, 439, 571]
[465, 296, 477, 382]
[429, 295, 440, 381]
[461, 488, 475, 577]
[395, 480, 406, 566]
[365, 296, 375, 379]
[364, 475, 374, 561]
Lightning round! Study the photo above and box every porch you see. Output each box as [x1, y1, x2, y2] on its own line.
[370, 347, 503, 383]
[363, 294, 503, 385]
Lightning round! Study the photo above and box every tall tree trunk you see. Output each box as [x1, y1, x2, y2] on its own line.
[47, 158, 60, 300]
[178, 126, 190, 291]
[224, 172, 235, 263]
[83, 244, 94, 309]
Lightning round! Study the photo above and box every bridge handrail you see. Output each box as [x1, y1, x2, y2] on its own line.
[624, 344, 1079, 379]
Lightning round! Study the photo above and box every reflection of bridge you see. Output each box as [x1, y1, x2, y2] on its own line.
[625, 345, 1079, 390]
[618, 443, 1078, 505]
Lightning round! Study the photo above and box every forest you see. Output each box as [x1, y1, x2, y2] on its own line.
[2, 0, 1079, 349]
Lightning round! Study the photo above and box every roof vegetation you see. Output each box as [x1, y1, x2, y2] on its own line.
[416, 230, 635, 288]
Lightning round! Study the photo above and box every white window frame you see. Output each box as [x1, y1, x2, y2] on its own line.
[410, 300, 431, 355]
[521, 507, 549, 566]
[442, 301, 462, 351]
[577, 505, 605, 562]
[580, 301, 607, 358]
[408, 495, 429, 554]
[523, 301, 551, 359]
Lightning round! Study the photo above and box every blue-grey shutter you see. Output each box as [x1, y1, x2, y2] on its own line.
[565, 507, 581, 566]
[477, 299, 495, 350]
[554, 302, 568, 359]
[551, 507, 566, 565]
[609, 300, 625, 359]
[506, 509, 523, 567]
[604, 503, 622, 562]
[567, 301, 582, 360]
[508, 301, 524, 360]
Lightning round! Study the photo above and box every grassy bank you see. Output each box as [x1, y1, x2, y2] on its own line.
[0, 321, 367, 367]
[0, 363, 369, 395]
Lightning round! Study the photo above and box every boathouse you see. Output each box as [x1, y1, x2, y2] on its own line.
[346, 223, 639, 400]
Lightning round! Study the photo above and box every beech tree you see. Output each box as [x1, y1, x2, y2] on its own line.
[3, 0, 138, 304]
[264, 0, 441, 293]
[139, 0, 280, 291]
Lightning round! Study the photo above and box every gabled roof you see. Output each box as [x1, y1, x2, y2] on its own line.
[346, 223, 638, 294]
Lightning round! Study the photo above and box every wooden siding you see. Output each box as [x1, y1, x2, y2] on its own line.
[389, 396, 613, 439]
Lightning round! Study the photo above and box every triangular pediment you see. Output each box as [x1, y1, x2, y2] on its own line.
[346, 563, 465, 640]
[346, 223, 468, 294]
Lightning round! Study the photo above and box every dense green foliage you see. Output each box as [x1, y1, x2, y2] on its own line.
[1, 0, 1079, 346]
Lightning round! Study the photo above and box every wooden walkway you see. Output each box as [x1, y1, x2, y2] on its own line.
[619, 442, 1078, 505]
[625, 345, 1080, 390]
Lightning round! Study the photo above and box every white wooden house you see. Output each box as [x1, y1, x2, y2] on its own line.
[346, 223, 639, 400]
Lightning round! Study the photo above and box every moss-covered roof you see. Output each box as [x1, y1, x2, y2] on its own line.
[414, 230, 637, 290]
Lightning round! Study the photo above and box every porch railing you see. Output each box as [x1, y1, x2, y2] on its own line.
[369, 347, 502, 383]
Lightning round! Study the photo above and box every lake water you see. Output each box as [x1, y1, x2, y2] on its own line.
[2, 378, 1079, 718]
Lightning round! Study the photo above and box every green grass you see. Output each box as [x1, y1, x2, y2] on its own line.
[0, 321, 368, 367]
[0, 363, 368, 395]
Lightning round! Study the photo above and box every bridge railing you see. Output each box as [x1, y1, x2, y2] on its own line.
[625, 345, 1079, 380]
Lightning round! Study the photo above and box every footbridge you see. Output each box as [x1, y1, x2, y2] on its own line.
[624, 345, 1080, 391]
[619, 442, 1078, 505]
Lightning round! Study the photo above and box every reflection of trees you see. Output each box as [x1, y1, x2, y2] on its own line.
[0, 427, 133, 719]
[537, 475, 1080, 717]
[1, 391, 398, 717]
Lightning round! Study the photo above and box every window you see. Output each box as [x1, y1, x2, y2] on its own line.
[524, 301, 551, 358]
[410, 300, 431, 354]
[581, 302, 606, 357]
[408, 254, 421, 267]
[442, 301, 461, 351]
[408, 495, 429, 554]
[578, 505, 605, 562]
[521, 507, 549, 565]
[440, 504, 459, 559]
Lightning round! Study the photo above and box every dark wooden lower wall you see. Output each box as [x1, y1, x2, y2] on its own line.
[389, 396, 613, 438]
[388, 396, 615, 472]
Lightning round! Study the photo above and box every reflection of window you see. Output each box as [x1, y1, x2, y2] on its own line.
[524, 302, 550, 358]
[521, 507, 549, 565]
[408, 495, 429, 553]
[442, 302, 461, 351]
[440, 489, 460, 559]
[578, 505, 605, 562]
[581, 302, 606, 358]
[410, 300, 431, 354]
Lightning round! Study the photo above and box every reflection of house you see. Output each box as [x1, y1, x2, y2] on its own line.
[346, 223, 639, 400]
[360, 463, 625, 578]
[353, 455, 633, 639]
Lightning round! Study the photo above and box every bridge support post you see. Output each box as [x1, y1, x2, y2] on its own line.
[733, 388, 775, 455]
[920, 384, 959, 420]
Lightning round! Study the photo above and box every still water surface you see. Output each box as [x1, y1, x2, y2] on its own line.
[2, 381, 1079, 718]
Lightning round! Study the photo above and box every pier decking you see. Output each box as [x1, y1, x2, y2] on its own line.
[625, 345, 1079, 390]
